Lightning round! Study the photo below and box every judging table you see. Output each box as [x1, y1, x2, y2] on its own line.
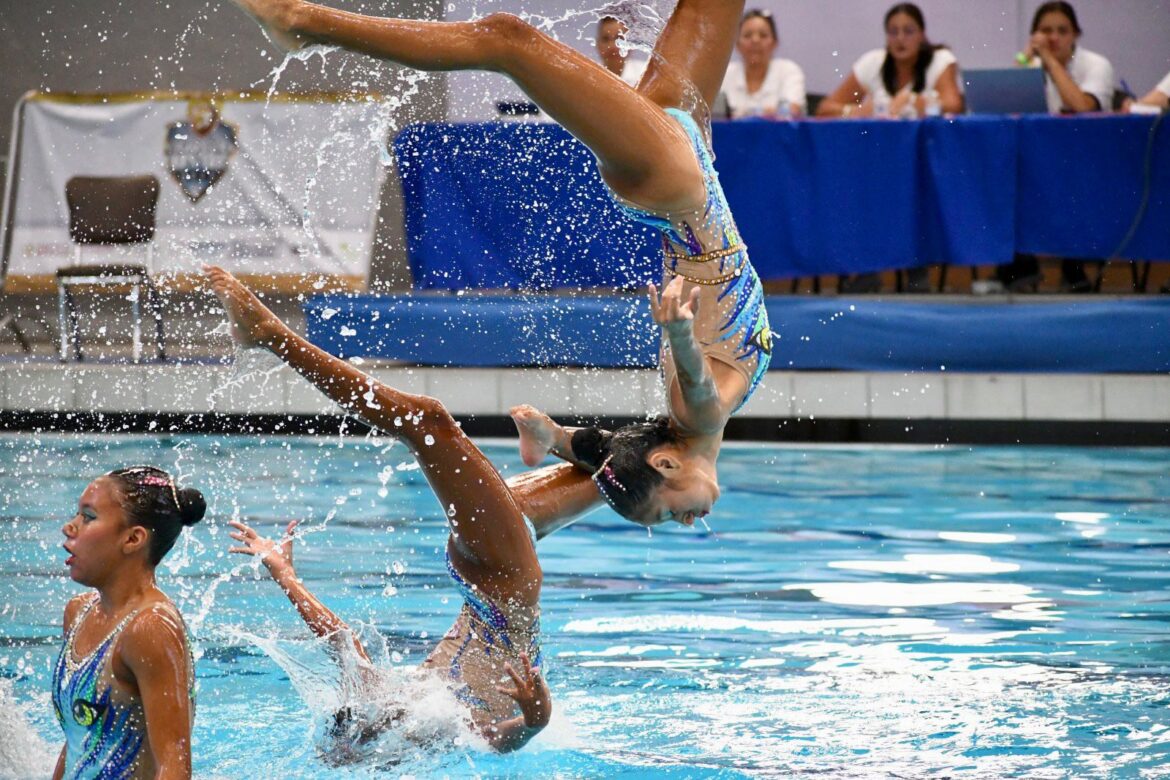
[393, 115, 1170, 290]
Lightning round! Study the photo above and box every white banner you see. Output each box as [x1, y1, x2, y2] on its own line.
[2, 92, 391, 285]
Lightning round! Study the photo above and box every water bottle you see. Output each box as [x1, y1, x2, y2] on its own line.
[924, 89, 942, 118]
[873, 92, 891, 118]
[899, 94, 920, 120]
[777, 100, 792, 121]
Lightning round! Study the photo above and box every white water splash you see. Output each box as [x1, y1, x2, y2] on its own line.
[0, 679, 55, 780]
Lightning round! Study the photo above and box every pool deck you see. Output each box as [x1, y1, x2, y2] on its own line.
[2, 359, 1167, 444]
[1, 292, 1167, 444]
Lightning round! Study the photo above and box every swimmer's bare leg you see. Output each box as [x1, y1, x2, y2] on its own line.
[638, 0, 746, 111]
[227, 0, 701, 210]
[206, 265, 539, 598]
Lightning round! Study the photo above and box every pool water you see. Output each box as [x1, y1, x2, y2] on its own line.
[1, 433, 1168, 778]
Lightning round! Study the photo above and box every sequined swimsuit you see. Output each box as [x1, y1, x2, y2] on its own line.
[52, 597, 192, 780]
[439, 517, 542, 712]
[610, 108, 773, 410]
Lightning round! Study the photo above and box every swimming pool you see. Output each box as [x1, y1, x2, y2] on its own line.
[1, 433, 1168, 778]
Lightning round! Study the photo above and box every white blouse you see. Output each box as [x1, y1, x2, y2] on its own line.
[721, 59, 807, 117]
[1044, 47, 1114, 113]
[851, 47, 960, 101]
[620, 58, 648, 88]
[1157, 70, 1170, 98]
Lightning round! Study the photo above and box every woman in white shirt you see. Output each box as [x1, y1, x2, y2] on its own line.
[817, 3, 963, 118]
[1129, 71, 1170, 111]
[1023, 2, 1114, 114]
[721, 9, 806, 118]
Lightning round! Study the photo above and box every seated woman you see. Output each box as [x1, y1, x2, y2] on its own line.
[54, 467, 205, 780]
[817, 2, 963, 119]
[228, 0, 771, 526]
[720, 9, 806, 118]
[1022, 1, 1114, 115]
[206, 265, 612, 753]
[1131, 71, 1170, 111]
[997, 3, 1114, 292]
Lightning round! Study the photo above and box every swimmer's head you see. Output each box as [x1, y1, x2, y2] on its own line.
[62, 467, 206, 584]
[574, 418, 718, 527]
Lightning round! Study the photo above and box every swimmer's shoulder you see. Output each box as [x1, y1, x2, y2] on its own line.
[62, 592, 96, 634]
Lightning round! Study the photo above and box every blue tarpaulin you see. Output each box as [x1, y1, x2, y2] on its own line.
[393, 115, 1170, 290]
[306, 295, 1170, 374]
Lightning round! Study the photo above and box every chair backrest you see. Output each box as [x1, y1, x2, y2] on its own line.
[65, 175, 160, 245]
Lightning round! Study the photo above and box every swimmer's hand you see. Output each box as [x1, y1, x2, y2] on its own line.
[229, 520, 298, 578]
[510, 405, 561, 467]
[227, 0, 311, 52]
[649, 275, 701, 337]
[203, 265, 287, 350]
[497, 653, 551, 729]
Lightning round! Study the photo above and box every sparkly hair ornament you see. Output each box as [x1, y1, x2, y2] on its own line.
[116, 465, 181, 509]
[591, 454, 628, 509]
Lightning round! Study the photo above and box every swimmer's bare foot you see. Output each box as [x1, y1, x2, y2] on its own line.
[228, 0, 311, 52]
[203, 265, 285, 350]
[510, 405, 560, 467]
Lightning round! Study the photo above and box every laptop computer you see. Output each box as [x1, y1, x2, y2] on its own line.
[964, 68, 1048, 115]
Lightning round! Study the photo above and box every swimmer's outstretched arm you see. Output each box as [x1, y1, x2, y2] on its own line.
[229, 520, 371, 663]
[650, 277, 739, 435]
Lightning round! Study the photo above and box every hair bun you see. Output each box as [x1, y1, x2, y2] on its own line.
[176, 487, 207, 526]
[570, 426, 613, 470]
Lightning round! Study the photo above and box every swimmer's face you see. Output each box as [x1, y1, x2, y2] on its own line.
[885, 11, 925, 63]
[634, 450, 720, 527]
[1033, 11, 1078, 63]
[737, 16, 777, 66]
[61, 478, 136, 586]
[596, 19, 628, 75]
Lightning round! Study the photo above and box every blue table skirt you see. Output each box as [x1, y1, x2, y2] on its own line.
[306, 295, 1170, 374]
[393, 115, 1170, 290]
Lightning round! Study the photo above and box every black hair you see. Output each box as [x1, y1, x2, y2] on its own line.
[880, 3, 944, 97]
[571, 416, 682, 521]
[741, 9, 778, 41]
[106, 466, 206, 565]
[1031, 1, 1081, 34]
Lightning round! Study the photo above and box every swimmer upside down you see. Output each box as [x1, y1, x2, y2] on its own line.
[229, 0, 773, 526]
[207, 265, 606, 752]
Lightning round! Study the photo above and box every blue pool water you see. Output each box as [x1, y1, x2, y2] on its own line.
[1, 433, 1168, 778]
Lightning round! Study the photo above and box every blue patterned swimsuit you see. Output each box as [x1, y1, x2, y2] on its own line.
[435, 518, 542, 714]
[610, 108, 772, 410]
[51, 597, 192, 780]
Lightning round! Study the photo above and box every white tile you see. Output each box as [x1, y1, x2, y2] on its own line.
[1024, 375, 1104, 421]
[640, 370, 670, 417]
[214, 365, 290, 414]
[70, 367, 146, 412]
[738, 373, 793, 417]
[285, 373, 344, 415]
[5, 364, 72, 411]
[499, 369, 573, 415]
[142, 365, 225, 414]
[945, 374, 1025, 420]
[424, 369, 500, 415]
[791, 372, 869, 419]
[869, 373, 946, 419]
[1103, 375, 1170, 422]
[569, 369, 653, 416]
